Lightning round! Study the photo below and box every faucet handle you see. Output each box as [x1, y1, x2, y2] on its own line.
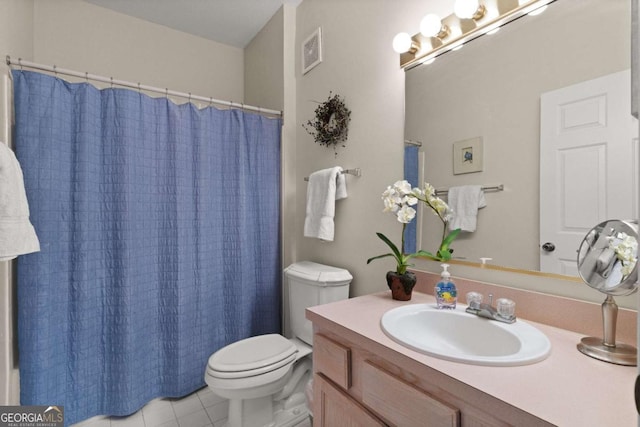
[465, 291, 483, 308]
[496, 298, 516, 319]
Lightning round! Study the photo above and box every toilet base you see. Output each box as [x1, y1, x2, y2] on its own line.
[272, 391, 309, 427]
[226, 395, 272, 427]
[223, 392, 308, 427]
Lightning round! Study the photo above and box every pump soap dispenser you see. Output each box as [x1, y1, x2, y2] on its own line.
[435, 263, 457, 309]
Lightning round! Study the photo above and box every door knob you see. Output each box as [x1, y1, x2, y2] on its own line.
[541, 242, 556, 252]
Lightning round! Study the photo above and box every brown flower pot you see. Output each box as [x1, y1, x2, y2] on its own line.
[386, 271, 417, 301]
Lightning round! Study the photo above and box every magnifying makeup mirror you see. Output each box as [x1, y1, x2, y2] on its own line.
[576, 219, 639, 366]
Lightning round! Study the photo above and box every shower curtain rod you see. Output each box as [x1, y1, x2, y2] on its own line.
[6, 56, 283, 118]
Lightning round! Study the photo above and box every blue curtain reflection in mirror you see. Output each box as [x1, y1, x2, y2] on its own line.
[404, 143, 420, 253]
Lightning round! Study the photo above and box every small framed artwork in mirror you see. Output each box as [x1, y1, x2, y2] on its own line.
[302, 27, 323, 75]
[453, 137, 483, 174]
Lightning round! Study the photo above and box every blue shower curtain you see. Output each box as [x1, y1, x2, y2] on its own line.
[12, 70, 282, 425]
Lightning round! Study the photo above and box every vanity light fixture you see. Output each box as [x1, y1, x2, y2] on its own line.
[420, 14, 450, 39]
[392, 32, 420, 54]
[418, 57, 436, 66]
[484, 25, 501, 36]
[527, 4, 548, 16]
[454, 0, 486, 20]
[395, 0, 556, 69]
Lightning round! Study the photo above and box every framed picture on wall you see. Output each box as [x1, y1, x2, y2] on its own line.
[302, 27, 323, 74]
[453, 137, 483, 174]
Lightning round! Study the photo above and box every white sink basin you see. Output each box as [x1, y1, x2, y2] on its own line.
[381, 304, 551, 366]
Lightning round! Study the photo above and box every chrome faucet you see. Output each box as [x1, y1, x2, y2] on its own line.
[465, 292, 516, 324]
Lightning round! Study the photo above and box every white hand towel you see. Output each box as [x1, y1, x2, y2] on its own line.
[0, 142, 40, 261]
[304, 167, 347, 241]
[447, 185, 486, 232]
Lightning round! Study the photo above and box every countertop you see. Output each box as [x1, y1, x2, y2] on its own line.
[306, 291, 637, 426]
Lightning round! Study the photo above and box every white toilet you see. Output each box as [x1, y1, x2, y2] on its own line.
[205, 261, 352, 427]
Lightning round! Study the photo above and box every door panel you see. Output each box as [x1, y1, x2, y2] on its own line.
[540, 70, 638, 275]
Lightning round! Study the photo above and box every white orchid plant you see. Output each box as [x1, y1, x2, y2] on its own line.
[607, 231, 638, 278]
[367, 180, 461, 275]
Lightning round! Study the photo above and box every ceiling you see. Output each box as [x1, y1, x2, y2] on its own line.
[83, 0, 300, 48]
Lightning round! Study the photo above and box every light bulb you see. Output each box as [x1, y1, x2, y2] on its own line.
[392, 32, 413, 53]
[420, 14, 444, 38]
[454, 0, 480, 19]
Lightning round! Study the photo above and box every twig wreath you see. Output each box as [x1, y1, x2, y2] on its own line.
[303, 92, 351, 156]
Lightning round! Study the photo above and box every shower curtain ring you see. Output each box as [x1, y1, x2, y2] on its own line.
[137, 83, 141, 93]
[188, 93, 192, 103]
[85, 72, 89, 83]
[110, 77, 114, 88]
[53, 65, 57, 76]
[18, 58, 23, 71]
[165, 88, 169, 98]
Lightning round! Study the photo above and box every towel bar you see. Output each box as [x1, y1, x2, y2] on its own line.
[304, 168, 361, 182]
[434, 184, 503, 197]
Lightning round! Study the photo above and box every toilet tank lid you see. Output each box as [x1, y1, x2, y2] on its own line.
[285, 261, 353, 285]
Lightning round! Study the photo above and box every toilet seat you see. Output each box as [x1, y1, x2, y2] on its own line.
[207, 334, 297, 379]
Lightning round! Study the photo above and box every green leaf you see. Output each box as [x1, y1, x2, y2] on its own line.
[435, 228, 460, 261]
[437, 250, 452, 261]
[366, 253, 395, 264]
[375, 232, 402, 260]
[414, 250, 439, 261]
[442, 228, 461, 246]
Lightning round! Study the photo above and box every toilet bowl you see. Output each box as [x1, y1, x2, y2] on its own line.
[206, 334, 301, 399]
[206, 334, 312, 427]
[204, 261, 352, 427]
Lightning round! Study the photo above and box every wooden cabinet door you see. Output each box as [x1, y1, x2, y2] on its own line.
[361, 361, 459, 427]
[314, 334, 351, 389]
[314, 373, 386, 427]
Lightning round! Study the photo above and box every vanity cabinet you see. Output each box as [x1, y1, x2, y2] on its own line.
[312, 330, 551, 427]
[308, 291, 636, 426]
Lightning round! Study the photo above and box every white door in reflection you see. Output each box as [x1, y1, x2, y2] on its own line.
[540, 70, 639, 275]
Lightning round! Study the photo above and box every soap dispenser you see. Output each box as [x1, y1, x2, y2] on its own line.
[435, 263, 457, 309]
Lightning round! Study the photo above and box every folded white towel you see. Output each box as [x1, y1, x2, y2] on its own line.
[0, 142, 40, 261]
[304, 167, 347, 241]
[447, 185, 486, 232]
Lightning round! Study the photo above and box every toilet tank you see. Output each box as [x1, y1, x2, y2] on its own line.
[284, 261, 352, 345]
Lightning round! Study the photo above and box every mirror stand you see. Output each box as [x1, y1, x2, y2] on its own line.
[576, 220, 639, 366]
[577, 295, 637, 366]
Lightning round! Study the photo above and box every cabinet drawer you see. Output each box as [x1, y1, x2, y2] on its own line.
[314, 373, 385, 427]
[314, 334, 351, 389]
[362, 361, 460, 427]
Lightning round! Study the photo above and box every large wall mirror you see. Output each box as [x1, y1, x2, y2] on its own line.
[405, 0, 637, 279]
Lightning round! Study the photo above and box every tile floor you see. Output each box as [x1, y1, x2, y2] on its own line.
[71, 387, 312, 427]
[71, 387, 229, 427]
